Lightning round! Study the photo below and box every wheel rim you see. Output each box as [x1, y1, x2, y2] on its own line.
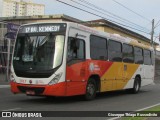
[87, 83, 95, 96]
[135, 81, 139, 92]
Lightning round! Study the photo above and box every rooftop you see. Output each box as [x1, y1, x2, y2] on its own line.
[0, 14, 83, 23]
[86, 19, 151, 43]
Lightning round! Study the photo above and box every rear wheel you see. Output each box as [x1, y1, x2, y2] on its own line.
[85, 79, 96, 100]
[131, 77, 141, 94]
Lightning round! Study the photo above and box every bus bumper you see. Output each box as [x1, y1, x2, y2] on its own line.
[10, 82, 67, 96]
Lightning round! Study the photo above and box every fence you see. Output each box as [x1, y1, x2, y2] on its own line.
[0, 39, 14, 82]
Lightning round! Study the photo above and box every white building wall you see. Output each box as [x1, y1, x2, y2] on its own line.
[0, 0, 45, 17]
[0, 0, 3, 17]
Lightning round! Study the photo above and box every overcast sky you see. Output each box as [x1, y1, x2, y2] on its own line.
[34, 0, 160, 43]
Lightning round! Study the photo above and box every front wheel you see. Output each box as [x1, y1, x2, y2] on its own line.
[85, 79, 96, 100]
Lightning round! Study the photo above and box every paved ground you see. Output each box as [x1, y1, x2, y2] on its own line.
[0, 84, 160, 120]
[0, 61, 160, 120]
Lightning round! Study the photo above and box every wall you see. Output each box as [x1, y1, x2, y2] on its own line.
[0, 0, 2, 17]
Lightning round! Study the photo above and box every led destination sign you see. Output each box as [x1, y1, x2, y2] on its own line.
[19, 23, 66, 33]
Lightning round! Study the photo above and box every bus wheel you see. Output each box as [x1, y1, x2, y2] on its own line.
[85, 79, 96, 100]
[132, 77, 141, 94]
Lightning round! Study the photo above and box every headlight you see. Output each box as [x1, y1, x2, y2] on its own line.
[10, 73, 16, 82]
[48, 73, 62, 85]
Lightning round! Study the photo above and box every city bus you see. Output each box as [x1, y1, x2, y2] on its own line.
[10, 22, 155, 100]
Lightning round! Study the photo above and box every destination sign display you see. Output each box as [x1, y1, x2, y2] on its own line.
[19, 23, 67, 33]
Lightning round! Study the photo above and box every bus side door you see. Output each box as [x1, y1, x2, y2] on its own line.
[66, 28, 88, 96]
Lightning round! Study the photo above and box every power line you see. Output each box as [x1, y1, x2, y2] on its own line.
[77, 0, 150, 32]
[112, 0, 151, 22]
[71, 0, 135, 27]
[55, 0, 150, 35]
[154, 20, 160, 28]
[70, 0, 149, 31]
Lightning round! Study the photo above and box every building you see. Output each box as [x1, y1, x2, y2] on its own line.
[0, 0, 45, 17]
[1, 14, 157, 45]
[0, 14, 82, 44]
[86, 19, 152, 46]
[0, 14, 159, 47]
[0, 22, 7, 43]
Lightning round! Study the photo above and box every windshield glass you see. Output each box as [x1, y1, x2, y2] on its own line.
[13, 33, 65, 72]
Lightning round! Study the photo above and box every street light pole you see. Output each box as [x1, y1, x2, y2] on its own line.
[151, 19, 155, 47]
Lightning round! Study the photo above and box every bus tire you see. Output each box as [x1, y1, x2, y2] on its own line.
[85, 78, 96, 100]
[131, 77, 141, 94]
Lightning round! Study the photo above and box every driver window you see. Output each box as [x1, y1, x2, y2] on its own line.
[67, 37, 85, 61]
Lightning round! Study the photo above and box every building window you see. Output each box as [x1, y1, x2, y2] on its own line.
[90, 35, 107, 60]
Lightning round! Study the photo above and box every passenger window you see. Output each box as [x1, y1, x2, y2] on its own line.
[108, 40, 122, 62]
[67, 37, 85, 61]
[90, 35, 107, 60]
[144, 49, 152, 65]
[123, 44, 134, 63]
[134, 47, 143, 64]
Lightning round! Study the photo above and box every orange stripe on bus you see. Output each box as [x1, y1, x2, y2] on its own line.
[100, 62, 139, 92]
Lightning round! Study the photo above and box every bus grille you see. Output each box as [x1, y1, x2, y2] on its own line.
[17, 86, 45, 95]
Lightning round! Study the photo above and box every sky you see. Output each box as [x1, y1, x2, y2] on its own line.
[34, 0, 160, 43]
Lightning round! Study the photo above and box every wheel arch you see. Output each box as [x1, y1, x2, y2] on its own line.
[135, 74, 141, 86]
[88, 74, 101, 92]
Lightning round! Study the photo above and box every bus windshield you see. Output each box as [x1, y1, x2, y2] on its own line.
[13, 33, 65, 77]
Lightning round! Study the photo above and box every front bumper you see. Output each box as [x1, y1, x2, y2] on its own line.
[10, 81, 67, 96]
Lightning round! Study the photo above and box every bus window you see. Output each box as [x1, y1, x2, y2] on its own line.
[134, 47, 143, 64]
[144, 49, 152, 65]
[90, 35, 107, 60]
[123, 44, 134, 63]
[108, 40, 122, 62]
[67, 37, 85, 61]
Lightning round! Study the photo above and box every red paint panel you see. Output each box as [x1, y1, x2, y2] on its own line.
[10, 81, 20, 93]
[10, 82, 67, 96]
[66, 81, 86, 96]
[66, 60, 113, 96]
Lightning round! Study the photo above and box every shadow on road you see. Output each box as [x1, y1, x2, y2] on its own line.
[13, 89, 151, 105]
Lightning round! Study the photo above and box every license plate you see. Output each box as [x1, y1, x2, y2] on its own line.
[26, 90, 35, 95]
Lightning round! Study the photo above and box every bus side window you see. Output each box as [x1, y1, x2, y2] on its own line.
[108, 40, 122, 62]
[123, 44, 134, 63]
[134, 47, 143, 64]
[144, 49, 152, 65]
[67, 37, 85, 61]
[90, 35, 107, 60]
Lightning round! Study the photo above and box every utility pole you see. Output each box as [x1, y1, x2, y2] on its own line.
[151, 19, 155, 47]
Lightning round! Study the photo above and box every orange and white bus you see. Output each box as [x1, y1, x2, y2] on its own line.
[10, 22, 155, 100]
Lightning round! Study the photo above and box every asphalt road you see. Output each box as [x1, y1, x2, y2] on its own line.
[0, 83, 160, 120]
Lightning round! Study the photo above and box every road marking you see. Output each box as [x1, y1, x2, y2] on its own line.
[2, 108, 21, 111]
[0, 85, 10, 88]
[136, 103, 160, 111]
[107, 102, 160, 120]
